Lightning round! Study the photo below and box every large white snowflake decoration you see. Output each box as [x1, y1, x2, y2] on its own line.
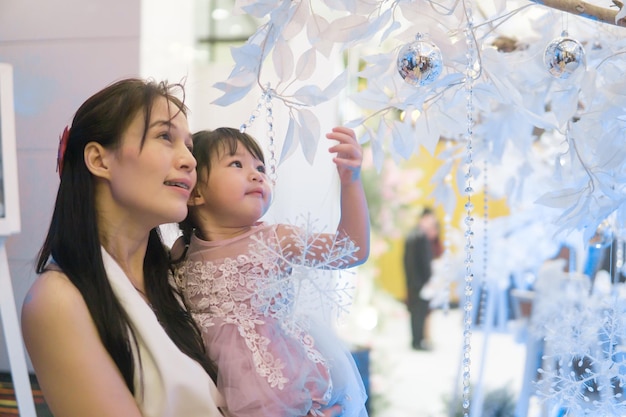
[247, 214, 358, 335]
[530, 260, 626, 415]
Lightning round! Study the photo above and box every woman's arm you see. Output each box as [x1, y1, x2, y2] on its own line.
[21, 271, 143, 417]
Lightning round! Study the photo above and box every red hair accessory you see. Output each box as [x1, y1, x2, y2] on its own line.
[57, 126, 70, 178]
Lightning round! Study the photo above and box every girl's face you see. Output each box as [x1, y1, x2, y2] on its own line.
[197, 140, 271, 228]
[105, 96, 197, 229]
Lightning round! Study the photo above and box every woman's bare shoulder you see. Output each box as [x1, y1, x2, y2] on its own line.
[21, 271, 143, 417]
[22, 270, 88, 329]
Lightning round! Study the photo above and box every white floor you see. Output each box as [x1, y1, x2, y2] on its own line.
[365, 299, 532, 417]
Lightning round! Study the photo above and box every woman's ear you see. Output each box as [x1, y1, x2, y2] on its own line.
[84, 142, 110, 179]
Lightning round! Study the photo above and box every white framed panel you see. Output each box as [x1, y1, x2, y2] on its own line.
[0, 63, 20, 236]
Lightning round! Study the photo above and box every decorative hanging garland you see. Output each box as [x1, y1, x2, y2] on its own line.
[240, 84, 278, 186]
[462, 0, 477, 414]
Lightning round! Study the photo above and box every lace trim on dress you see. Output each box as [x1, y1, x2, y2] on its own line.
[175, 250, 331, 395]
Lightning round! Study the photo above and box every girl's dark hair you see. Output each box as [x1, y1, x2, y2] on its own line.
[178, 127, 265, 246]
[36, 78, 217, 392]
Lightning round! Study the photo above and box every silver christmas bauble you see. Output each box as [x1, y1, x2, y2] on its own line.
[543, 35, 586, 79]
[397, 36, 443, 86]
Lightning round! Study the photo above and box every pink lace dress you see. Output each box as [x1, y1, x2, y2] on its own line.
[174, 222, 368, 417]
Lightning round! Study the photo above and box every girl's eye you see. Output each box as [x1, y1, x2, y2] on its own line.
[257, 165, 266, 174]
[229, 161, 243, 168]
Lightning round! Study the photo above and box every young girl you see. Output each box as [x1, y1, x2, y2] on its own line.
[172, 127, 370, 417]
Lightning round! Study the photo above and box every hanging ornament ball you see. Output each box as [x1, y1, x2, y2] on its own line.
[543, 34, 586, 79]
[397, 34, 443, 87]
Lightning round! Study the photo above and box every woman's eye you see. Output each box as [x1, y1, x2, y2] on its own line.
[158, 132, 172, 141]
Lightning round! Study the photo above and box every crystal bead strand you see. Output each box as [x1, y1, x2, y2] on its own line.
[239, 94, 263, 133]
[615, 238, 624, 284]
[462, 0, 477, 414]
[239, 84, 278, 186]
[477, 160, 489, 328]
[442, 151, 454, 314]
[442, 210, 453, 313]
[263, 88, 278, 185]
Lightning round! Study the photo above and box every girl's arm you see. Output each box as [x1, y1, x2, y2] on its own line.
[327, 126, 370, 266]
[21, 271, 143, 417]
[275, 127, 370, 269]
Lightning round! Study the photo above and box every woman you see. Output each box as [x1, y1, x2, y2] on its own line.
[21, 78, 224, 417]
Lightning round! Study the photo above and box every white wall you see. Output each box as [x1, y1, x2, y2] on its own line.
[0, 0, 141, 371]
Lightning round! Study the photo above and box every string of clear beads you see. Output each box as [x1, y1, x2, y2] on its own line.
[239, 84, 278, 185]
[477, 160, 489, 330]
[462, 0, 476, 414]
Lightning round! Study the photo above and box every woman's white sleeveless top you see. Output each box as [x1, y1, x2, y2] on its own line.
[103, 248, 226, 417]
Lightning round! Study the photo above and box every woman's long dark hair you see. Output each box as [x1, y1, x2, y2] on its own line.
[36, 78, 218, 392]
[177, 127, 265, 248]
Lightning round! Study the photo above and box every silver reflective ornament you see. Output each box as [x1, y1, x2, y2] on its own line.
[543, 33, 586, 79]
[397, 34, 443, 86]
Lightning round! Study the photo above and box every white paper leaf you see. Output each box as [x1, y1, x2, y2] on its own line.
[431, 158, 455, 184]
[237, 0, 280, 17]
[430, 181, 457, 216]
[323, 69, 347, 98]
[324, 15, 370, 44]
[273, 36, 294, 81]
[297, 109, 320, 165]
[391, 118, 416, 159]
[358, 52, 396, 79]
[322, 0, 354, 12]
[282, 2, 308, 40]
[380, 19, 402, 44]
[535, 188, 585, 209]
[212, 82, 256, 106]
[350, 83, 394, 110]
[279, 117, 298, 164]
[295, 48, 317, 81]
[292, 85, 328, 106]
[550, 84, 581, 127]
[414, 112, 442, 155]
[372, 119, 388, 172]
[345, 116, 366, 129]
[228, 43, 264, 75]
[306, 14, 328, 46]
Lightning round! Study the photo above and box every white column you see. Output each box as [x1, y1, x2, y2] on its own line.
[0, 237, 36, 416]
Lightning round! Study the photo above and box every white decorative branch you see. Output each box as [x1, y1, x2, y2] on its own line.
[528, 0, 625, 27]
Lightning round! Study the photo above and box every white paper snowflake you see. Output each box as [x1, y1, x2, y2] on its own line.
[531, 262, 626, 415]
[248, 214, 358, 333]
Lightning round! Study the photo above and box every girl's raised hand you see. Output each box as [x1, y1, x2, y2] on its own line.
[327, 126, 363, 184]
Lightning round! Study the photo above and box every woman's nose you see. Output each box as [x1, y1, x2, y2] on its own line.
[179, 145, 197, 171]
